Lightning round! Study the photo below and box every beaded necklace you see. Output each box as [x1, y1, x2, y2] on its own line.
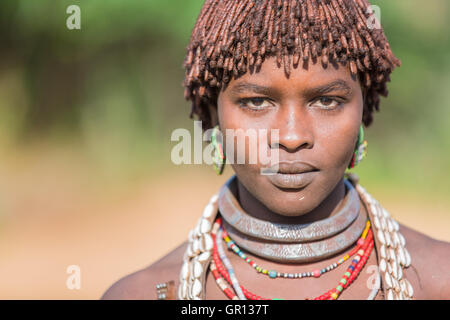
[211, 217, 374, 300]
[222, 219, 372, 280]
[177, 174, 415, 300]
[215, 225, 246, 300]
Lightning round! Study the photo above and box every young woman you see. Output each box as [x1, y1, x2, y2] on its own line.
[102, 0, 450, 300]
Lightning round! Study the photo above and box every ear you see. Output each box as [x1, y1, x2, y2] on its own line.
[207, 103, 219, 128]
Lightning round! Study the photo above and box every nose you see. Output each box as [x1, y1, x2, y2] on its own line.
[272, 103, 314, 152]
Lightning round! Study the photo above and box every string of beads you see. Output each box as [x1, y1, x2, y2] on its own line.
[222, 220, 371, 279]
[211, 217, 374, 300]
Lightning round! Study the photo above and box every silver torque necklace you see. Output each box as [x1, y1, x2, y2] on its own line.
[218, 175, 360, 243]
[222, 208, 367, 263]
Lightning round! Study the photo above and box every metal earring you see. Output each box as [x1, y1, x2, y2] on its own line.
[348, 125, 368, 169]
[211, 125, 226, 175]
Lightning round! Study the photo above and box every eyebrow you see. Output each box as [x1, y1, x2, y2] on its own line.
[229, 82, 273, 95]
[309, 79, 352, 96]
[228, 79, 352, 96]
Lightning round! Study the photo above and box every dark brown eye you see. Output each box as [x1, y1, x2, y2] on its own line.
[320, 97, 334, 106]
[239, 97, 272, 111]
[310, 96, 341, 109]
[249, 98, 265, 106]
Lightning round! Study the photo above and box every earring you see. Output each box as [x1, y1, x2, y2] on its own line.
[348, 125, 368, 169]
[211, 125, 226, 175]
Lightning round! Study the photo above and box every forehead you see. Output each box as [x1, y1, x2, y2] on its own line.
[222, 56, 359, 93]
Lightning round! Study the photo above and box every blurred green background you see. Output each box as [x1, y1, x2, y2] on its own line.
[1, 0, 449, 191]
[0, 0, 448, 299]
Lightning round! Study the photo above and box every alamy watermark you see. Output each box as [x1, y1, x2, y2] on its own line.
[171, 121, 280, 175]
[66, 5, 81, 30]
[66, 264, 81, 290]
[366, 5, 382, 30]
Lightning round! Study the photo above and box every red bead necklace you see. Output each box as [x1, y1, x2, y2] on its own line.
[211, 217, 374, 300]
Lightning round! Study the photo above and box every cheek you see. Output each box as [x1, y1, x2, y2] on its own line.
[315, 106, 362, 170]
[218, 99, 267, 164]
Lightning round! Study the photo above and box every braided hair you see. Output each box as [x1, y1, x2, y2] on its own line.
[183, 0, 401, 130]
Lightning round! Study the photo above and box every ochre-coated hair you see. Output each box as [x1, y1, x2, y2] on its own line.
[183, 0, 401, 130]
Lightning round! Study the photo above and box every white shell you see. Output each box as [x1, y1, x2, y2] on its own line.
[202, 203, 215, 219]
[380, 244, 387, 259]
[193, 260, 203, 278]
[189, 262, 196, 282]
[392, 220, 400, 232]
[384, 271, 393, 289]
[399, 279, 406, 291]
[177, 283, 183, 300]
[397, 247, 406, 266]
[380, 217, 387, 231]
[190, 279, 202, 298]
[373, 216, 381, 230]
[398, 233, 406, 247]
[404, 249, 411, 267]
[379, 258, 387, 273]
[404, 278, 414, 297]
[370, 203, 378, 216]
[181, 261, 190, 280]
[377, 229, 386, 245]
[392, 232, 400, 248]
[187, 243, 194, 258]
[201, 233, 213, 251]
[180, 280, 188, 299]
[200, 219, 212, 234]
[390, 261, 398, 279]
[389, 248, 397, 262]
[386, 288, 394, 300]
[397, 265, 403, 280]
[399, 279, 407, 292]
[392, 277, 400, 292]
[198, 251, 211, 262]
[387, 219, 394, 233]
[192, 239, 200, 254]
[194, 219, 202, 237]
[209, 194, 219, 204]
[384, 231, 392, 247]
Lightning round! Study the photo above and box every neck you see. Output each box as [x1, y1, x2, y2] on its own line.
[236, 177, 346, 225]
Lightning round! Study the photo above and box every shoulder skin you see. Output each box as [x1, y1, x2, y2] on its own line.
[398, 223, 450, 299]
[101, 241, 188, 300]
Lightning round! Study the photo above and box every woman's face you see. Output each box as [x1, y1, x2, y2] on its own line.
[216, 56, 364, 217]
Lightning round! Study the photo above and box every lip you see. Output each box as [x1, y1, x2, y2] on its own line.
[265, 161, 318, 189]
[276, 161, 318, 174]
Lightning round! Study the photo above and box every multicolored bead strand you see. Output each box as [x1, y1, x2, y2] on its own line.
[222, 221, 372, 279]
[212, 219, 271, 300]
[315, 228, 374, 300]
[215, 225, 247, 300]
[211, 217, 374, 300]
[209, 259, 239, 300]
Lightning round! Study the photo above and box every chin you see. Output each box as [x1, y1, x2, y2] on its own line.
[259, 183, 320, 217]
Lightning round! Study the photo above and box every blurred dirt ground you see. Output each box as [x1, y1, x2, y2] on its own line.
[0, 146, 448, 299]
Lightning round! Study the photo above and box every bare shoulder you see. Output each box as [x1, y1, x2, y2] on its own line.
[101, 241, 187, 300]
[398, 222, 450, 299]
